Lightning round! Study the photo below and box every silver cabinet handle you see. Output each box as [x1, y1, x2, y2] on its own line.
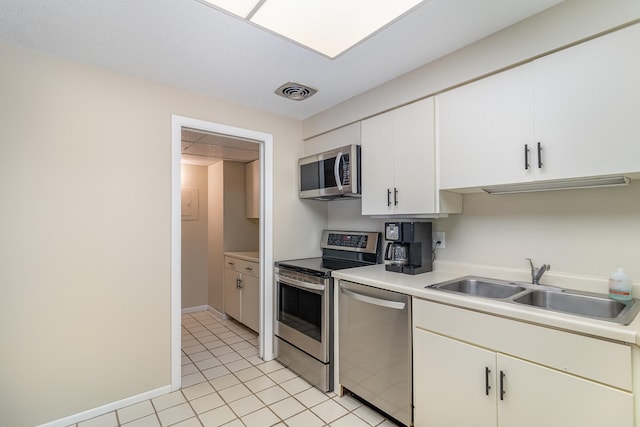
[340, 286, 405, 310]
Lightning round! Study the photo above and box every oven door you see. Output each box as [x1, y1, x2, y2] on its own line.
[274, 270, 331, 363]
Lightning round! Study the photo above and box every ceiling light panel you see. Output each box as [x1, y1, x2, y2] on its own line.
[250, 0, 425, 58]
[200, 0, 260, 18]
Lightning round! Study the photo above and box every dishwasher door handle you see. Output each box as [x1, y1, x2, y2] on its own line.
[340, 286, 406, 310]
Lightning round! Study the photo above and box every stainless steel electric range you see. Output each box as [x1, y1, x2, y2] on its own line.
[274, 230, 382, 392]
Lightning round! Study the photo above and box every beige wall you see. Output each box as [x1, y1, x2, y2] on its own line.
[0, 41, 322, 426]
[223, 162, 259, 252]
[181, 164, 209, 308]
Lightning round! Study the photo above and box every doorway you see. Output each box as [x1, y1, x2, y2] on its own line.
[171, 115, 274, 390]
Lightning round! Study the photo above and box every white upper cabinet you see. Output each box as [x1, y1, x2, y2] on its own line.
[438, 64, 535, 189]
[533, 23, 640, 181]
[361, 97, 460, 216]
[438, 23, 640, 190]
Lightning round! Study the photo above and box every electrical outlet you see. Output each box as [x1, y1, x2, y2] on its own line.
[433, 231, 445, 249]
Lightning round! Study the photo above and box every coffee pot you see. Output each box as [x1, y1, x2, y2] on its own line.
[384, 242, 410, 265]
[384, 222, 433, 275]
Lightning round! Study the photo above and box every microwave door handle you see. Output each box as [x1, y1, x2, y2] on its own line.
[334, 152, 343, 190]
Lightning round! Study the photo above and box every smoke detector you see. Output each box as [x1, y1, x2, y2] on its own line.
[275, 82, 318, 101]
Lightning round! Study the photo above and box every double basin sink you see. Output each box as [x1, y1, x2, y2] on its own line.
[427, 276, 640, 325]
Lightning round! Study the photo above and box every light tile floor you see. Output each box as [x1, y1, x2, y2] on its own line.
[72, 309, 399, 427]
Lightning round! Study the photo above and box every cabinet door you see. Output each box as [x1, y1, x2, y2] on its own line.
[394, 98, 436, 214]
[534, 24, 640, 180]
[438, 64, 535, 189]
[241, 274, 260, 333]
[414, 329, 497, 427]
[497, 354, 633, 427]
[361, 110, 395, 215]
[223, 269, 241, 321]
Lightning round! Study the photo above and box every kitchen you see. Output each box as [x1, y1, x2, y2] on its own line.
[2, 0, 640, 426]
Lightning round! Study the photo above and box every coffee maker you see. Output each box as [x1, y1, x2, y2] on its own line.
[384, 222, 433, 275]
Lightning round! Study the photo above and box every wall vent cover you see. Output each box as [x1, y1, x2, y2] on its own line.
[275, 82, 318, 101]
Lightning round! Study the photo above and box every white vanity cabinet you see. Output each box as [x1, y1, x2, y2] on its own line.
[361, 97, 461, 216]
[438, 23, 640, 190]
[413, 298, 634, 427]
[223, 254, 259, 332]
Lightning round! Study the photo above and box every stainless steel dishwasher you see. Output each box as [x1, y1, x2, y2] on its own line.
[338, 280, 412, 426]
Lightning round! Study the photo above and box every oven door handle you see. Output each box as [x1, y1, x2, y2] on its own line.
[277, 275, 325, 292]
[340, 286, 406, 310]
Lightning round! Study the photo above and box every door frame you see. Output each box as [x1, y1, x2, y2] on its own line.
[171, 115, 274, 390]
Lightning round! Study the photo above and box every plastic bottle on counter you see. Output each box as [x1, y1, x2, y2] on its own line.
[609, 267, 632, 301]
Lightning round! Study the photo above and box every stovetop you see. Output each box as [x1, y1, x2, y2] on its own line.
[275, 230, 382, 278]
[275, 256, 376, 278]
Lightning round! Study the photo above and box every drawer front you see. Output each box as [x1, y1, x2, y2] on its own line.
[224, 256, 258, 277]
[241, 260, 258, 277]
[413, 298, 632, 391]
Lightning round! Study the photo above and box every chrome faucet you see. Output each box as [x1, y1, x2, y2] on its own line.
[526, 258, 550, 284]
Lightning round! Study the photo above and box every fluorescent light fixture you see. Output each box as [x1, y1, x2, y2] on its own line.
[200, 0, 425, 58]
[482, 176, 630, 195]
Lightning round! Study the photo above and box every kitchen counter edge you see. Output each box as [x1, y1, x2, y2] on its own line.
[224, 251, 259, 263]
[332, 264, 640, 346]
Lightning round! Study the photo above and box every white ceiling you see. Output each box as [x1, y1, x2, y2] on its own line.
[0, 0, 563, 120]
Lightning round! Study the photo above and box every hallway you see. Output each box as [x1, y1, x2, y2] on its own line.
[73, 309, 398, 427]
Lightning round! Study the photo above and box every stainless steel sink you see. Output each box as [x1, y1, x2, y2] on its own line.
[513, 290, 640, 324]
[427, 276, 640, 325]
[428, 277, 526, 299]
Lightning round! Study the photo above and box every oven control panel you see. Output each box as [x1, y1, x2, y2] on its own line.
[320, 230, 380, 254]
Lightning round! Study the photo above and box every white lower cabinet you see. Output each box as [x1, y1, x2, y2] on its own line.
[413, 299, 634, 427]
[414, 328, 496, 427]
[223, 256, 259, 332]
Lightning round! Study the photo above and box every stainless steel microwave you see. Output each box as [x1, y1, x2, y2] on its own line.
[299, 144, 361, 200]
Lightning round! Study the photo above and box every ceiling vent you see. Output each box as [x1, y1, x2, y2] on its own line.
[275, 82, 317, 101]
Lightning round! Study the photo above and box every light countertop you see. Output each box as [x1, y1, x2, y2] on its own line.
[224, 251, 259, 263]
[332, 264, 640, 346]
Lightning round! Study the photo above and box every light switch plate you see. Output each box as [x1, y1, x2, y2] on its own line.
[433, 231, 445, 249]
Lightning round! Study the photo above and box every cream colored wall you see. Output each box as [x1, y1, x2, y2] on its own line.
[328, 183, 640, 292]
[435, 182, 640, 289]
[223, 161, 259, 252]
[303, 0, 640, 138]
[181, 164, 209, 308]
[0, 41, 322, 426]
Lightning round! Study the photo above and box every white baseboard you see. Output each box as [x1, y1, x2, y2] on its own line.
[182, 305, 229, 320]
[38, 385, 171, 427]
[181, 304, 210, 314]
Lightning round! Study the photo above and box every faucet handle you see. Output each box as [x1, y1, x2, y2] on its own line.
[525, 258, 535, 269]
